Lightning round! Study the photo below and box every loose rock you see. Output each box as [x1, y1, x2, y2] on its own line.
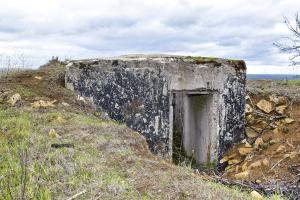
[273, 128, 280, 134]
[234, 170, 250, 180]
[275, 105, 287, 114]
[256, 99, 273, 113]
[228, 159, 240, 165]
[269, 94, 285, 105]
[255, 179, 262, 184]
[269, 139, 280, 145]
[261, 159, 269, 167]
[7, 93, 21, 106]
[244, 142, 252, 148]
[31, 100, 57, 108]
[34, 76, 43, 80]
[245, 104, 253, 114]
[250, 190, 263, 200]
[242, 162, 248, 171]
[238, 147, 253, 155]
[52, 116, 67, 123]
[220, 156, 229, 164]
[48, 128, 60, 138]
[62, 102, 70, 107]
[284, 152, 298, 159]
[249, 160, 262, 169]
[245, 128, 258, 138]
[284, 118, 295, 124]
[246, 114, 255, 124]
[254, 137, 264, 149]
[276, 145, 286, 153]
[228, 153, 237, 159]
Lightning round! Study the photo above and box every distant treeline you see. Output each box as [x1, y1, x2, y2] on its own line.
[247, 74, 300, 80]
[0, 67, 25, 75]
[0, 51, 32, 74]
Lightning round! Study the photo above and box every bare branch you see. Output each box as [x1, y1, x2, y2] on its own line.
[275, 12, 300, 66]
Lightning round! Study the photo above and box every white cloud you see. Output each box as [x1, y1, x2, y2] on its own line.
[0, 0, 300, 73]
[247, 63, 300, 74]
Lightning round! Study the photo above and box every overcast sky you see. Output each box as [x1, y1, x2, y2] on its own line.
[0, 0, 300, 74]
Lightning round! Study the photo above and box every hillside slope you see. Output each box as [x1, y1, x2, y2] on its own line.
[220, 79, 300, 199]
[0, 62, 251, 199]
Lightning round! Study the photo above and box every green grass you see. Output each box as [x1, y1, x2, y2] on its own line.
[40, 111, 116, 127]
[186, 56, 218, 63]
[0, 108, 33, 199]
[0, 60, 263, 199]
[283, 79, 300, 85]
[15, 85, 35, 97]
[0, 108, 96, 199]
[0, 105, 274, 199]
[0, 107, 141, 199]
[185, 56, 243, 64]
[255, 87, 273, 94]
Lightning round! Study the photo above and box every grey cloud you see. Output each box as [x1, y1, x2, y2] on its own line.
[0, 0, 300, 72]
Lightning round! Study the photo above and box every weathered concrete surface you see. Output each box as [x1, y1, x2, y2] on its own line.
[65, 54, 246, 164]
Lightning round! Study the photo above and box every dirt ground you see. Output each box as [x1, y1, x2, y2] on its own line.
[247, 79, 300, 98]
[0, 61, 93, 111]
[220, 80, 300, 198]
[4, 61, 300, 199]
[0, 62, 252, 199]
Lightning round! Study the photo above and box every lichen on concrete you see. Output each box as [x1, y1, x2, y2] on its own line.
[65, 54, 247, 165]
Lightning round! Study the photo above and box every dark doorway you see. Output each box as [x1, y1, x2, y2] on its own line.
[172, 92, 213, 164]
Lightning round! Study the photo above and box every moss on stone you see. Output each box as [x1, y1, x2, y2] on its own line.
[185, 56, 218, 64]
[185, 56, 243, 65]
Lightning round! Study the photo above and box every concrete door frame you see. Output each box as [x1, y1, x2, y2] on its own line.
[169, 89, 218, 164]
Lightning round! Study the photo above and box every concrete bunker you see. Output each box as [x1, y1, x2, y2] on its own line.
[65, 55, 247, 165]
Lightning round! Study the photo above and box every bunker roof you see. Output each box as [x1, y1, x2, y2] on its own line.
[70, 54, 246, 70]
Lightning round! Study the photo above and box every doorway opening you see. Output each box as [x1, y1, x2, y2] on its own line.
[172, 92, 213, 166]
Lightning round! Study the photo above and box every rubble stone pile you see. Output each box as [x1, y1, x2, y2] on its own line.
[220, 93, 300, 197]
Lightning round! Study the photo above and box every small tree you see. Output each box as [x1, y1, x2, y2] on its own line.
[274, 12, 300, 66]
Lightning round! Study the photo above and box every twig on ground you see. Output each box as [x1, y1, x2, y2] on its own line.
[246, 124, 260, 134]
[247, 109, 286, 144]
[268, 157, 287, 172]
[19, 149, 28, 200]
[286, 139, 295, 149]
[66, 190, 86, 200]
[212, 174, 266, 194]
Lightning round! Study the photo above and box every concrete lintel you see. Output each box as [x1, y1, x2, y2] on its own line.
[170, 89, 218, 95]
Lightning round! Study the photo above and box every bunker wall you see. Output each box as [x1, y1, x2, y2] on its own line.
[65, 57, 246, 162]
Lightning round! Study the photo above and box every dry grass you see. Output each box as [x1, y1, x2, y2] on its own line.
[0, 108, 254, 199]
[0, 61, 253, 199]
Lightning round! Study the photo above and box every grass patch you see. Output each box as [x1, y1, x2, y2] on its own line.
[15, 85, 35, 97]
[208, 182, 253, 199]
[0, 108, 33, 199]
[39, 111, 116, 127]
[255, 87, 273, 94]
[0, 106, 258, 199]
[283, 79, 300, 85]
[101, 168, 138, 198]
[185, 56, 243, 64]
[0, 107, 142, 199]
[186, 56, 218, 64]
[0, 108, 99, 199]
